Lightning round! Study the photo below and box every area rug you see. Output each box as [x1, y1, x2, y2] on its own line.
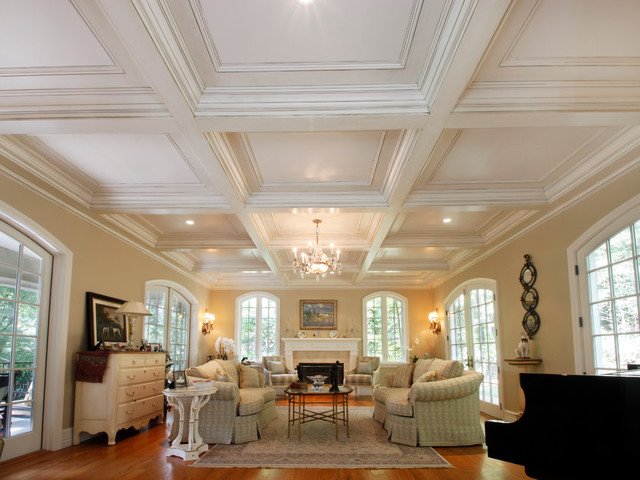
[191, 406, 451, 469]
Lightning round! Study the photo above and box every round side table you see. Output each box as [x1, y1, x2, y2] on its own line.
[163, 385, 217, 461]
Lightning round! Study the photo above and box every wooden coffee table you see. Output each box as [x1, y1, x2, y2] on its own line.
[284, 384, 353, 440]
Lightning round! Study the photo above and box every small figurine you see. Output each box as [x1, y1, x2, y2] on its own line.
[329, 361, 340, 392]
[515, 333, 530, 358]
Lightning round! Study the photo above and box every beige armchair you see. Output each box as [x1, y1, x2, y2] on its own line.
[344, 356, 381, 396]
[261, 355, 298, 394]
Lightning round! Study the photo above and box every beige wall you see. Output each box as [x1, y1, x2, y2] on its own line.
[432, 166, 640, 413]
[0, 171, 210, 429]
[208, 288, 436, 362]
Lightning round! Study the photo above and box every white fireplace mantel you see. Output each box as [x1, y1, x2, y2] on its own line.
[282, 337, 361, 370]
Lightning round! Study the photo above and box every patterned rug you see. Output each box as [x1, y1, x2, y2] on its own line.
[191, 406, 451, 469]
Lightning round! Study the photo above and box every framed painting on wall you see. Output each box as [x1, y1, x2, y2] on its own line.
[300, 300, 337, 330]
[86, 291, 127, 349]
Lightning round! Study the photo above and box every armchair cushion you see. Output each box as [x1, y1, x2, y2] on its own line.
[416, 370, 437, 383]
[217, 359, 240, 386]
[187, 360, 225, 380]
[267, 360, 286, 374]
[428, 359, 464, 380]
[357, 362, 373, 374]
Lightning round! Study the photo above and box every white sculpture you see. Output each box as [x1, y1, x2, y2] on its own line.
[515, 333, 530, 358]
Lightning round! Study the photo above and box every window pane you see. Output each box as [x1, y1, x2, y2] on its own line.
[144, 289, 167, 345]
[618, 333, 640, 366]
[591, 301, 613, 334]
[240, 298, 257, 360]
[169, 291, 189, 370]
[260, 298, 277, 357]
[386, 297, 404, 362]
[0, 334, 13, 366]
[611, 260, 636, 298]
[17, 303, 38, 336]
[365, 298, 382, 357]
[609, 227, 633, 263]
[587, 243, 608, 271]
[0, 265, 18, 300]
[15, 336, 36, 368]
[589, 268, 611, 302]
[614, 297, 639, 334]
[12, 369, 33, 402]
[0, 300, 15, 334]
[0, 233, 20, 268]
[593, 335, 616, 369]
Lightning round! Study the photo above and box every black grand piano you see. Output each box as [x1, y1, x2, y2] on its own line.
[485, 371, 640, 479]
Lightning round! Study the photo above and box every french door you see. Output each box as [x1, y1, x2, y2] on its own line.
[0, 221, 52, 460]
[446, 281, 502, 418]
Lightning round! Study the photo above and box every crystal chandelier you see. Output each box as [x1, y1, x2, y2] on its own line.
[292, 219, 341, 280]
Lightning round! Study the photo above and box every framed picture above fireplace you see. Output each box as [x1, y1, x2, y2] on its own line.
[300, 300, 337, 330]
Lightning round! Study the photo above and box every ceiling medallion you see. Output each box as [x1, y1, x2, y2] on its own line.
[292, 219, 341, 281]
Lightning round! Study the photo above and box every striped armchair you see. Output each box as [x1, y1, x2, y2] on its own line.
[344, 356, 381, 396]
[261, 355, 298, 394]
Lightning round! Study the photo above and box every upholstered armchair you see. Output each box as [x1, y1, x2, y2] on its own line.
[344, 356, 381, 395]
[261, 355, 298, 394]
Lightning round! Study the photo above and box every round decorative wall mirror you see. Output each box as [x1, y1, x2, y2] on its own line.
[519, 254, 540, 339]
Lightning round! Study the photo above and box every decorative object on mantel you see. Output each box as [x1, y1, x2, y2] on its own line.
[292, 219, 341, 281]
[214, 336, 236, 360]
[428, 308, 441, 335]
[202, 310, 215, 335]
[115, 300, 151, 350]
[300, 299, 337, 330]
[519, 254, 540, 339]
[515, 332, 530, 358]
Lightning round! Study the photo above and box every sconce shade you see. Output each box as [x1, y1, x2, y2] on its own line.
[202, 309, 215, 335]
[115, 301, 151, 316]
[428, 308, 441, 335]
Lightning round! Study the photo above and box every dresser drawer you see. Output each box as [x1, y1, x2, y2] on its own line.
[119, 355, 146, 369]
[117, 380, 164, 404]
[145, 355, 165, 367]
[116, 395, 163, 424]
[118, 366, 164, 386]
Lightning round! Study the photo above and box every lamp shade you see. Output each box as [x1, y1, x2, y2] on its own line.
[115, 301, 151, 316]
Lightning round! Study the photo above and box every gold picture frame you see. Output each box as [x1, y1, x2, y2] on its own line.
[300, 300, 337, 330]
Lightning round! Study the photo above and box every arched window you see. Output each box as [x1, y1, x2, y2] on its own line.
[363, 292, 407, 362]
[144, 283, 193, 370]
[445, 279, 501, 417]
[578, 218, 640, 373]
[236, 292, 279, 361]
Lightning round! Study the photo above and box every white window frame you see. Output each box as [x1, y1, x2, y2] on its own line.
[444, 278, 503, 418]
[362, 291, 408, 364]
[568, 192, 640, 374]
[235, 292, 280, 361]
[144, 280, 199, 368]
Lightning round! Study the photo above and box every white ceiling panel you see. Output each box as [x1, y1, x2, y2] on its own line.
[195, 0, 419, 70]
[431, 127, 603, 184]
[246, 132, 384, 186]
[138, 213, 246, 235]
[0, 0, 114, 72]
[35, 134, 199, 185]
[395, 210, 499, 234]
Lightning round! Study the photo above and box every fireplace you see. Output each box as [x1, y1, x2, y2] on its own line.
[297, 362, 344, 385]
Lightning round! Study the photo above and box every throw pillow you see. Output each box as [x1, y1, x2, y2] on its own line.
[239, 363, 260, 388]
[416, 370, 437, 383]
[428, 359, 464, 380]
[190, 360, 224, 380]
[268, 360, 286, 374]
[391, 363, 415, 388]
[356, 362, 373, 375]
[217, 359, 240, 386]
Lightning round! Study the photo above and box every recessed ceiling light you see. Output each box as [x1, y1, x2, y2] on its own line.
[296, 0, 316, 5]
[442, 217, 452, 224]
[185, 220, 195, 225]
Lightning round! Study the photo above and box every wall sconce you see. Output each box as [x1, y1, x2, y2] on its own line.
[428, 308, 441, 335]
[202, 309, 215, 335]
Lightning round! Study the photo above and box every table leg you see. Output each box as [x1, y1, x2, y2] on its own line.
[345, 394, 350, 437]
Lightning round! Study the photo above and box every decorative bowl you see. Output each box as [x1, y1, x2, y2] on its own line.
[307, 375, 327, 390]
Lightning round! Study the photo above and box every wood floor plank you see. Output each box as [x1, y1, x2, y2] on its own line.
[0, 396, 529, 479]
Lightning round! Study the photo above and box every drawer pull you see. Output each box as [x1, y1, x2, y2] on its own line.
[153, 372, 161, 377]
[126, 409, 134, 415]
[127, 374, 136, 380]
[126, 392, 134, 397]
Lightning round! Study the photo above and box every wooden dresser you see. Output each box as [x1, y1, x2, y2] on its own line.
[73, 351, 165, 445]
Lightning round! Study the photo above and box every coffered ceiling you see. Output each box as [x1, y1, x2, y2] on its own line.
[2, 0, 640, 289]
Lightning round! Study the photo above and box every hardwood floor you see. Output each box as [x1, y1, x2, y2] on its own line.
[0, 396, 529, 479]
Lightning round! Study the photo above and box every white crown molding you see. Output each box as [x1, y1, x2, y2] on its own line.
[156, 234, 254, 250]
[0, 136, 94, 207]
[197, 84, 429, 117]
[382, 233, 484, 248]
[404, 187, 547, 207]
[91, 185, 229, 212]
[132, 0, 205, 112]
[479, 210, 538, 243]
[100, 213, 159, 247]
[380, 129, 421, 203]
[456, 81, 640, 113]
[205, 132, 252, 204]
[245, 191, 389, 209]
[545, 126, 640, 203]
[419, 0, 478, 106]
